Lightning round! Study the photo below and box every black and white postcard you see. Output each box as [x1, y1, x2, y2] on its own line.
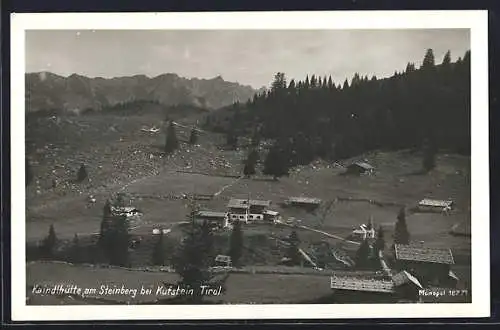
[11, 10, 489, 321]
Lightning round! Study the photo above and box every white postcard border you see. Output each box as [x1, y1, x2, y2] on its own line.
[11, 10, 490, 321]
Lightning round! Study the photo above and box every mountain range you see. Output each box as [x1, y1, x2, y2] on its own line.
[25, 72, 263, 113]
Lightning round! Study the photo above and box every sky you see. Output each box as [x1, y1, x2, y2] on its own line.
[26, 29, 470, 89]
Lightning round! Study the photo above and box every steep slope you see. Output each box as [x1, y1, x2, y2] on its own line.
[25, 72, 260, 112]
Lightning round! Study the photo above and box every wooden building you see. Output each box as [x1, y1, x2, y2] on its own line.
[284, 197, 322, 211]
[329, 271, 423, 303]
[394, 244, 458, 287]
[345, 161, 375, 175]
[227, 198, 271, 223]
[417, 199, 453, 213]
[214, 254, 232, 267]
[195, 211, 229, 229]
[330, 275, 396, 303]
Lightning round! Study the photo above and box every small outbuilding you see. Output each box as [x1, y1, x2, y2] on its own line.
[214, 254, 232, 267]
[284, 197, 322, 211]
[417, 199, 453, 213]
[195, 211, 229, 229]
[345, 162, 375, 175]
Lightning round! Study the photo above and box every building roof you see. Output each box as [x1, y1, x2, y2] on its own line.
[263, 210, 280, 216]
[349, 161, 375, 170]
[418, 199, 453, 208]
[394, 244, 455, 265]
[197, 211, 227, 218]
[392, 271, 423, 289]
[111, 206, 140, 213]
[215, 255, 232, 263]
[227, 198, 271, 209]
[286, 197, 322, 205]
[330, 275, 395, 293]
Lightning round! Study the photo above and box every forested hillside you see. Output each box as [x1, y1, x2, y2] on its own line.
[209, 49, 470, 169]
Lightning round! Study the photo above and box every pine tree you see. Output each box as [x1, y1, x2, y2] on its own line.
[77, 164, 88, 182]
[189, 127, 198, 145]
[342, 79, 349, 90]
[228, 220, 243, 267]
[442, 50, 451, 66]
[263, 142, 289, 180]
[70, 233, 82, 263]
[26, 158, 33, 187]
[286, 230, 301, 265]
[355, 239, 371, 269]
[327, 76, 334, 89]
[98, 199, 113, 249]
[322, 76, 328, 88]
[107, 214, 130, 266]
[351, 73, 361, 87]
[164, 121, 179, 154]
[374, 226, 385, 254]
[394, 207, 410, 245]
[421, 48, 436, 70]
[243, 159, 256, 178]
[271, 72, 287, 92]
[152, 231, 166, 266]
[310, 75, 317, 88]
[42, 224, 58, 258]
[173, 202, 215, 303]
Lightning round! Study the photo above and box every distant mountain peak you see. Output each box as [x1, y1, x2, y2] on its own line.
[25, 71, 260, 113]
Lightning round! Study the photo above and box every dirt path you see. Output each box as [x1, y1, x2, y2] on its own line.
[213, 176, 243, 197]
[295, 224, 361, 246]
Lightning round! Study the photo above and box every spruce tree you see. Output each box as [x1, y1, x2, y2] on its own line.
[173, 201, 215, 303]
[342, 79, 349, 90]
[355, 239, 371, 269]
[98, 199, 113, 250]
[165, 121, 179, 154]
[374, 226, 385, 254]
[189, 127, 198, 145]
[327, 76, 334, 89]
[421, 48, 436, 70]
[286, 230, 301, 265]
[442, 50, 451, 66]
[228, 220, 243, 267]
[107, 214, 130, 267]
[152, 231, 166, 266]
[394, 207, 410, 245]
[77, 164, 88, 182]
[263, 142, 289, 180]
[70, 233, 82, 263]
[42, 224, 58, 258]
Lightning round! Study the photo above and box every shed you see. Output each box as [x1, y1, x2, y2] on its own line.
[195, 211, 229, 228]
[329, 275, 396, 302]
[263, 210, 280, 223]
[214, 254, 232, 267]
[285, 197, 322, 211]
[418, 199, 453, 213]
[345, 161, 375, 175]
